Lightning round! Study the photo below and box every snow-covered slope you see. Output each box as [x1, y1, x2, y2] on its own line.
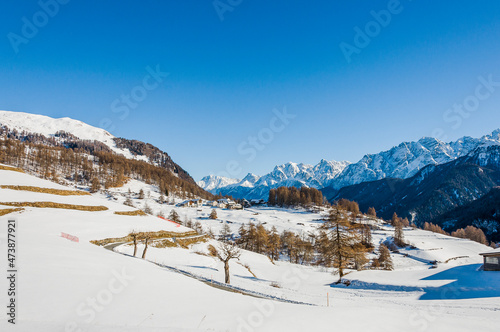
[0, 110, 144, 160]
[0, 166, 498, 331]
[200, 130, 500, 199]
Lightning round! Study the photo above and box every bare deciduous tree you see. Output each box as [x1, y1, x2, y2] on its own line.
[209, 242, 241, 284]
[130, 230, 139, 257]
[141, 235, 150, 259]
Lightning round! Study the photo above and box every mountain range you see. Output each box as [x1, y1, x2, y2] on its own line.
[199, 130, 500, 200]
[198, 159, 350, 199]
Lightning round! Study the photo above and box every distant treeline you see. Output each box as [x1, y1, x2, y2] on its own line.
[268, 186, 323, 207]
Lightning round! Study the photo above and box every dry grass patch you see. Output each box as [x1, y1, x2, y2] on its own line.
[177, 236, 208, 248]
[152, 239, 177, 248]
[0, 165, 24, 173]
[0, 201, 108, 211]
[152, 235, 208, 249]
[0, 185, 90, 196]
[91, 230, 199, 246]
[114, 210, 147, 216]
[0, 208, 24, 216]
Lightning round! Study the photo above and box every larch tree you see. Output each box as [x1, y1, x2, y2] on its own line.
[281, 230, 297, 263]
[168, 209, 180, 223]
[209, 209, 218, 220]
[255, 224, 269, 254]
[394, 220, 405, 247]
[124, 197, 134, 207]
[143, 203, 153, 215]
[316, 229, 333, 267]
[237, 224, 249, 249]
[90, 177, 100, 193]
[220, 223, 232, 242]
[323, 207, 363, 279]
[377, 244, 393, 270]
[360, 224, 373, 249]
[391, 212, 399, 226]
[267, 226, 282, 261]
[352, 243, 369, 271]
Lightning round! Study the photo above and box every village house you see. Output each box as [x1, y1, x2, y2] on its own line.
[229, 203, 243, 210]
[217, 198, 235, 209]
[250, 199, 266, 206]
[480, 248, 500, 271]
[177, 199, 203, 208]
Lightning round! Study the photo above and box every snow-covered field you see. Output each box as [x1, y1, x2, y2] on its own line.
[1, 168, 499, 331]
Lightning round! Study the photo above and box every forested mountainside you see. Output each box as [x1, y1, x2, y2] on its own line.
[0, 125, 212, 199]
[431, 186, 500, 242]
[332, 145, 500, 240]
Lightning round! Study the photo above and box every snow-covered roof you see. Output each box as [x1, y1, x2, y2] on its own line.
[480, 248, 500, 256]
[217, 198, 233, 203]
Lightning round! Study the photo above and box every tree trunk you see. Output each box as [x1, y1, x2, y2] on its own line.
[336, 224, 344, 278]
[133, 237, 137, 257]
[142, 238, 149, 259]
[224, 261, 230, 284]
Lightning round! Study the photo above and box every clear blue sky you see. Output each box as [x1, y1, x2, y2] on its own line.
[1, 0, 500, 180]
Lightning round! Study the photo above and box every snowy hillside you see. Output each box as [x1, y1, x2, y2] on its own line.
[0, 110, 145, 160]
[0, 110, 202, 189]
[0, 165, 499, 331]
[201, 130, 500, 199]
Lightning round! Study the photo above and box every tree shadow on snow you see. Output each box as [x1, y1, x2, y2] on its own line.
[328, 264, 500, 301]
[234, 275, 272, 283]
[186, 265, 219, 272]
[418, 264, 500, 300]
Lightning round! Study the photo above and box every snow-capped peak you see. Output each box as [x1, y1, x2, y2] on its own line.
[196, 175, 240, 191]
[240, 173, 260, 185]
